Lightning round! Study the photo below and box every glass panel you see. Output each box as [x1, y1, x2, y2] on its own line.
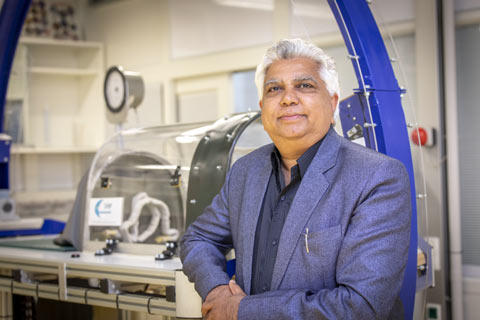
[87, 122, 210, 246]
[85, 114, 272, 252]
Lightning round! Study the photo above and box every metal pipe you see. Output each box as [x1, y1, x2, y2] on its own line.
[443, 0, 464, 318]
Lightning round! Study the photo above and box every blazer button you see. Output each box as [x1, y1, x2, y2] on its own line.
[272, 240, 277, 246]
[262, 285, 267, 292]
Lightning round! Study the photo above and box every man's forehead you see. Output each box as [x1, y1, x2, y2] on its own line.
[264, 75, 318, 85]
[264, 58, 321, 81]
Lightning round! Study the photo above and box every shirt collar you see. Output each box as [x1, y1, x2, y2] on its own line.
[270, 134, 324, 179]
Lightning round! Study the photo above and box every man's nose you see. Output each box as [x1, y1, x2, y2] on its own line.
[280, 87, 299, 106]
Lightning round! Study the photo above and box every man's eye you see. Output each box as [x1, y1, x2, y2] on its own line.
[298, 83, 314, 89]
[267, 86, 280, 92]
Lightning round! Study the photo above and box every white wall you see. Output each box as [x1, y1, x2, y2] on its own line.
[85, 0, 268, 127]
[83, 0, 418, 128]
[84, 0, 168, 129]
[169, 0, 274, 59]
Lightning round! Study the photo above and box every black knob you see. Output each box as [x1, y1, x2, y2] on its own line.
[2, 201, 13, 213]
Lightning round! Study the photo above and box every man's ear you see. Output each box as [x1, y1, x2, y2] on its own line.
[259, 100, 263, 109]
[330, 93, 339, 114]
[330, 93, 339, 124]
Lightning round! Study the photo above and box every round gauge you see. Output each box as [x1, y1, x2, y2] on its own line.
[104, 66, 126, 113]
[103, 65, 144, 125]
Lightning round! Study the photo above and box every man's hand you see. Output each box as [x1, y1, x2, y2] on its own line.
[202, 280, 246, 320]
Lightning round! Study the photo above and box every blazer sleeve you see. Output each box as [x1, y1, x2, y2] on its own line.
[237, 159, 411, 320]
[179, 163, 236, 300]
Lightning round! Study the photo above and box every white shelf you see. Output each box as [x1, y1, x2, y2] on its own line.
[19, 36, 102, 50]
[0, 218, 44, 231]
[11, 146, 98, 154]
[29, 67, 98, 77]
[9, 35, 105, 197]
[14, 189, 77, 202]
[6, 95, 25, 101]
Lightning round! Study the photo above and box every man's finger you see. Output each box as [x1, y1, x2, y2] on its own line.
[201, 301, 212, 317]
[228, 279, 246, 296]
[205, 284, 230, 302]
[203, 310, 211, 320]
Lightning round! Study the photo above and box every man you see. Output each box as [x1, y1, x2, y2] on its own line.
[181, 38, 411, 320]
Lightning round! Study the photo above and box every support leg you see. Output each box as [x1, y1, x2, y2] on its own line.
[0, 291, 13, 320]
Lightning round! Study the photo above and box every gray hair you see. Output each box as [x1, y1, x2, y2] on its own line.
[255, 38, 340, 100]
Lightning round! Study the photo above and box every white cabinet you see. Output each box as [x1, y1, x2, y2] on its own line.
[7, 37, 105, 202]
[17, 37, 105, 149]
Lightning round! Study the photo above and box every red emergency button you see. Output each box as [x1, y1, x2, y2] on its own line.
[411, 127, 436, 147]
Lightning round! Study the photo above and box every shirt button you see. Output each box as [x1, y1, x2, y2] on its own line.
[280, 196, 285, 201]
[272, 240, 277, 246]
[262, 285, 267, 292]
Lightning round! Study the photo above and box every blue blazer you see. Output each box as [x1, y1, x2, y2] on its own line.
[181, 128, 411, 319]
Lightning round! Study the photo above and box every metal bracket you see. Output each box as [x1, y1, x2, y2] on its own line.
[155, 241, 178, 261]
[170, 165, 182, 187]
[95, 238, 119, 256]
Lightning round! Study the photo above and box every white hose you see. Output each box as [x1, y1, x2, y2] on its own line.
[119, 192, 179, 243]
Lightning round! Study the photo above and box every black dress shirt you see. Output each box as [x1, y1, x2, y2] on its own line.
[250, 139, 323, 295]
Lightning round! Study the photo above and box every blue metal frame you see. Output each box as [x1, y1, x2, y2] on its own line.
[0, 0, 32, 132]
[0, 137, 11, 189]
[328, 1, 417, 319]
[0, 0, 31, 189]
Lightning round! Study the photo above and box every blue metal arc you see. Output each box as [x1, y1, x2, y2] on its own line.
[0, 0, 32, 133]
[0, 0, 32, 190]
[328, 0, 417, 319]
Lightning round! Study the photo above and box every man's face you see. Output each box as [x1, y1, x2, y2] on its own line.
[260, 58, 338, 145]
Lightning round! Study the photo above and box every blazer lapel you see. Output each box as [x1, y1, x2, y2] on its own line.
[238, 145, 273, 295]
[270, 128, 341, 290]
